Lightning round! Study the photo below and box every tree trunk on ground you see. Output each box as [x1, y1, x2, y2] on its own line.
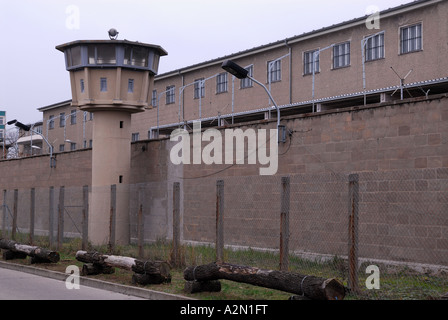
[132, 273, 171, 285]
[75, 251, 171, 280]
[184, 280, 221, 294]
[0, 239, 60, 263]
[184, 262, 346, 300]
[81, 263, 115, 276]
[2, 250, 27, 260]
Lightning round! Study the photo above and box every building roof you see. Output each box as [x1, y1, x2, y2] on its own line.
[155, 0, 441, 79]
[55, 39, 168, 56]
[38, 99, 72, 112]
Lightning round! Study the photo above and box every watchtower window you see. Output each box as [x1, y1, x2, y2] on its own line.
[124, 46, 149, 67]
[100, 78, 108, 92]
[88, 44, 117, 65]
[128, 79, 135, 93]
[66, 46, 82, 67]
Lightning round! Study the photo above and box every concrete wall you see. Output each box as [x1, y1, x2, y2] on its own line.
[1, 95, 447, 266]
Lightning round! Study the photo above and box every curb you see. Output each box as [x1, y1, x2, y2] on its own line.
[0, 260, 195, 300]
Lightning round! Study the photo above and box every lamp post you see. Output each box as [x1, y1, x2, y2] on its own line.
[7, 120, 55, 167]
[221, 60, 285, 143]
[312, 44, 335, 112]
[361, 31, 385, 105]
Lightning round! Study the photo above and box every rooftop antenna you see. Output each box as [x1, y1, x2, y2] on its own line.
[108, 28, 119, 40]
[390, 67, 413, 100]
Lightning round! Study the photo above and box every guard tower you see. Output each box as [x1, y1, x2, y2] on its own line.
[56, 31, 167, 245]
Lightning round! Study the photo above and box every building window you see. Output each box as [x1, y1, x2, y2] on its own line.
[70, 110, 77, 125]
[49, 115, 55, 130]
[166, 86, 175, 104]
[304, 50, 319, 75]
[59, 144, 65, 152]
[400, 23, 422, 54]
[70, 142, 76, 151]
[132, 133, 140, 142]
[365, 33, 385, 61]
[100, 78, 108, 92]
[59, 113, 65, 127]
[216, 73, 228, 94]
[241, 65, 253, 89]
[267, 60, 281, 83]
[194, 79, 205, 99]
[333, 42, 351, 69]
[151, 90, 158, 107]
[89, 140, 93, 148]
[80, 79, 85, 93]
[128, 79, 134, 93]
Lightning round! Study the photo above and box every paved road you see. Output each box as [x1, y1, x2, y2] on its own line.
[0, 267, 145, 300]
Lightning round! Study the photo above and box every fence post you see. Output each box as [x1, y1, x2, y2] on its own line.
[49, 187, 55, 248]
[29, 188, 35, 245]
[137, 185, 144, 259]
[58, 186, 65, 250]
[348, 174, 359, 293]
[109, 184, 117, 252]
[216, 180, 224, 264]
[12, 189, 18, 240]
[82, 185, 89, 250]
[172, 182, 181, 267]
[280, 176, 290, 271]
[2, 190, 7, 236]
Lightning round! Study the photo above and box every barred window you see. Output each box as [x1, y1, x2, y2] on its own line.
[268, 60, 281, 83]
[59, 113, 66, 127]
[132, 133, 140, 142]
[194, 79, 205, 99]
[216, 73, 228, 94]
[365, 33, 385, 61]
[70, 110, 77, 125]
[241, 65, 253, 89]
[304, 50, 319, 75]
[166, 85, 175, 104]
[401, 23, 422, 54]
[151, 90, 158, 107]
[49, 115, 55, 130]
[333, 42, 351, 69]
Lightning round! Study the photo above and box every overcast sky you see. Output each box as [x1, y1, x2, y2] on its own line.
[0, 0, 413, 126]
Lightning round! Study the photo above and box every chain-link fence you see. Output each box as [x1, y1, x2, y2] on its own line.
[1, 168, 447, 299]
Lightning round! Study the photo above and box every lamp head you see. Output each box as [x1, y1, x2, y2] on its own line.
[15, 121, 31, 132]
[221, 60, 249, 79]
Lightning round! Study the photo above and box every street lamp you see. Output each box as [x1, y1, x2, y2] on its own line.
[221, 60, 286, 143]
[8, 120, 56, 168]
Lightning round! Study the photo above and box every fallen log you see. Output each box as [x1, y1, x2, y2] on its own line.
[132, 273, 171, 285]
[75, 250, 171, 281]
[81, 263, 115, 276]
[184, 262, 346, 300]
[184, 280, 221, 294]
[0, 239, 60, 263]
[2, 250, 27, 260]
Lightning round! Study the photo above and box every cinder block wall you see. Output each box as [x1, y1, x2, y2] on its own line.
[1, 94, 447, 265]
